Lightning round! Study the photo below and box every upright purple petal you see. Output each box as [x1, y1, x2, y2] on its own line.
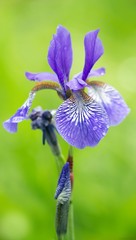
[88, 81, 130, 126]
[3, 92, 35, 133]
[56, 92, 109, 149]
[25, 72, 59, 82]
[48, 25, 73, 90]
[82, 30, 104, 81]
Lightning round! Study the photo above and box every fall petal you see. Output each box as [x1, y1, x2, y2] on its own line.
[88, 81, 130, 126]
[3, 92, 35, 133]
[56, 92, 109, 149]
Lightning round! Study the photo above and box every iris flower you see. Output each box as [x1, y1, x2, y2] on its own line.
[3, 25, 130, 149]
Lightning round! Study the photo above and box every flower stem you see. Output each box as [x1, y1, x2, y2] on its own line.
[66, 146, 75, 240]
[55, 154, 65, 174]
[57, 234, 68, 240]
[67, 199, 75, 240]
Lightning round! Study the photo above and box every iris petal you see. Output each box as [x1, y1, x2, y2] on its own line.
[87, 67, 105, 78]
[88, 81, 130, 126]
[56, 92, 109, 149]
[3, 121, 18, 133]
[82, 30, 104, 81]
[67, 67, 106, 91]
[25, 72, 59, 82]
[48, 25, 73, 90]
[66, 78, 87, 91]
[3, 92, 35, 133]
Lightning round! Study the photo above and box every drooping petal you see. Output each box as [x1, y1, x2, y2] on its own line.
[88, 81, 130, 126]
[3, 121, 18, 133]
[3, 92, 35, 133]
[48, 25, 73, 90]
[56, 91, 109, 149]
[25, 72, 59, 82]
[82, 30, 104, 81]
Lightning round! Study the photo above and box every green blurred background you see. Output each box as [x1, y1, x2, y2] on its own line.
[0, 0, 136, 239]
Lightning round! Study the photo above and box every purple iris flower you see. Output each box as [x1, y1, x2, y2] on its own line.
[3, 25, 130, 149]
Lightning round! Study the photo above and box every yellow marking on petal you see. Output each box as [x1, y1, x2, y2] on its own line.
[71, 90, 92, 103]
[32, 81, 61, 93]
[88, 80, 105, 87]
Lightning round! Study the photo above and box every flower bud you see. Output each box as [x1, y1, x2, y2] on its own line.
[55, 162, 71, 236]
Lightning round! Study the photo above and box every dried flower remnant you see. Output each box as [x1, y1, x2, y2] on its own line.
[29, 107, 61, 156]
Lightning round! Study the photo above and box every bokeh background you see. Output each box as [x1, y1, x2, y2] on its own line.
[0, 0, 136, 239]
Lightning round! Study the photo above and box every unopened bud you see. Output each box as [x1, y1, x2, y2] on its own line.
[55, 162, 71, 237]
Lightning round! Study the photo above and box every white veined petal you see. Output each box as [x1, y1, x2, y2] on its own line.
[56, 91, 109, 149]
[88, 81, 130, 126]
[3, 92, 36, 133]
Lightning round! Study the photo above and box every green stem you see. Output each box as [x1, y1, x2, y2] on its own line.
[58, 235, 64, 240]
[55, 154, 65, 174]
[67, 146, 75, 240]
[67, 199, 75, 240]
